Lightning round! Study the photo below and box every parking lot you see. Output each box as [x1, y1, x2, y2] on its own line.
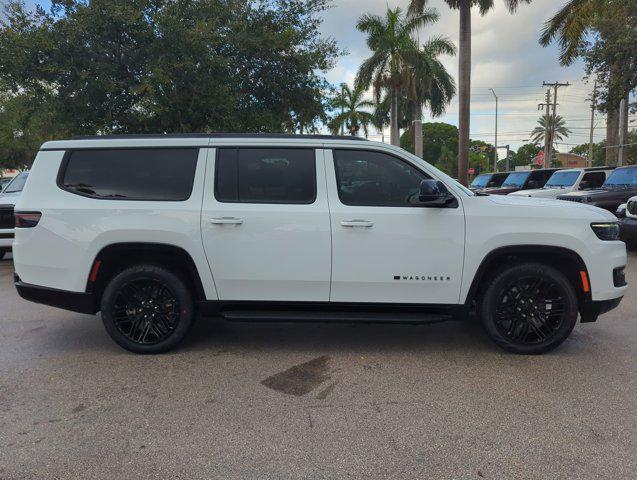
[0, 253, 634, 480]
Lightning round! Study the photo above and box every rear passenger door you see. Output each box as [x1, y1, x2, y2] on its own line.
[201, 147, 331, 302]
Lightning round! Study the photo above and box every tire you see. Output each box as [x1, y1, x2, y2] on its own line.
[479, 262, 579, 355]
[100, 264, 195, 354]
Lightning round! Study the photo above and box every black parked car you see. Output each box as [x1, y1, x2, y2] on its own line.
[483, 168, 560, 195]
[557, 165, 637, 214]
[469, 172, 509, 192]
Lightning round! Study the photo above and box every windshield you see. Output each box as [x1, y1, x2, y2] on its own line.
[502, 172, 530, 188]
[603, 168, 637, 188]
[3, 172, 28, 193]
[544, 171, 580, 188]
[470, 174, 492, 188]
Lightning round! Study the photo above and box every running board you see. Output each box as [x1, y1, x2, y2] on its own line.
[219, 310, 453, 324]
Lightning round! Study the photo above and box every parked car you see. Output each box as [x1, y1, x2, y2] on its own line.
[0, 171, 29, 260]
[557, 165, 637, 213]
[13, 135, 626, 355]
[0, 177, 12, 192]
[469, 172, 509, 192]
[509, 167, 613, 199]
[616, 203, 627, 218]
[619, 196, 637, 247]
[483, 168, 560, 195]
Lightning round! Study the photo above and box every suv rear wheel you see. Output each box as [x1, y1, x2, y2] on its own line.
[479, 263, 579, 354]
[100, 265, 195, 354]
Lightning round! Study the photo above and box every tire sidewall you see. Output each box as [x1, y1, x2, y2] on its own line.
[480, 263, 579, 355]
[101, 265, 195, 354]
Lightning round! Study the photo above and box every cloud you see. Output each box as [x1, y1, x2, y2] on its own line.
[321, 0, 602, 152]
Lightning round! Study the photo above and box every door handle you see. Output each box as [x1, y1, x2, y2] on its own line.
[210, 217, 244, 225]
[341, 220, 374, 228]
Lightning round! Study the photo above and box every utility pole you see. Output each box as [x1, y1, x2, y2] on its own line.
[588, 81, 597, 168]
[618, 97, 627, 166]
[543, 81, 570, 166]
[490, 88, 498, 171]
[538, 90, 552, 168]
[340, 83, 345, 136]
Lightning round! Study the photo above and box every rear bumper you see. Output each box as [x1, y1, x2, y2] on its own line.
[580, 297, 623, 323]
[14, 274, 97, 314]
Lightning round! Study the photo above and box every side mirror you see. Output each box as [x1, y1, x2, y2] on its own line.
[418, 179, 455, 208]
[579, 180, 590, 190]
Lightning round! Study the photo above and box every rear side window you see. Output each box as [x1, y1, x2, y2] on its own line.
[215, 148, 316, 204]
[581, 171, 606, 189]
[60, 149, 198, 201]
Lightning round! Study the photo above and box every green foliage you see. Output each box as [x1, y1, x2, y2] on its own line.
[529, 115, 571, 149]
[328, 84, 375, 137]
[570, 131, 637, 166]
[0, 0, 340, 167]
[512, 143, 541, 169]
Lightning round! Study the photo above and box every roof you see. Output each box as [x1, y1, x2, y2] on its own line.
[72, 133, 367, 141]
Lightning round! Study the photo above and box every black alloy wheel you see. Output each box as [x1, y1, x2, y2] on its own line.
[101, 265, 195, 354]
[480, 263, 579, 354]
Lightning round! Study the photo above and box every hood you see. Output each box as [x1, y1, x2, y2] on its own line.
[558, 188, 606, 198]
[482, 186, 519, 195]
[486, 193, 616, 221]
[508, 188, 562, 198]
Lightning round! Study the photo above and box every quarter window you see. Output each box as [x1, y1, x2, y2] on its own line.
[60, 149, 198, 201]
[215, 148, 316, 204]
[333, 149, 432, 207]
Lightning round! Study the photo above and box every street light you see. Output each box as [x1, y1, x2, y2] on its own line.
[489, 88, 498, 171]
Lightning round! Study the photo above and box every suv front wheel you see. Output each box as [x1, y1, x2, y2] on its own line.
[479, 263, 579, 354]
[101, 265, 195, 354]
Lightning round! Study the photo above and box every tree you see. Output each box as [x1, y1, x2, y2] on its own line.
[512, 143, 541, 168]
[355, 6, 439, 146]
[539, 0, 636, 165]
[328, 84, 375, 137]
[400, 121, 458, 163]
[570, 141, 606, 167]
[530, 115, 571, 151]
[0, 0, 340, 165]
[414, 0, 532, 185]
[401, 37, 456, 158]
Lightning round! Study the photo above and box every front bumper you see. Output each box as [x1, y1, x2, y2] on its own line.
[14, 274, 97, 314]
[580, 297, 623, 323]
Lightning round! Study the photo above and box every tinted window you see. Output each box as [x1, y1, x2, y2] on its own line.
[502, 172, 530, 188]
[61, 149, 198, 200]
[604, 167, 637, 188]
[215, 148, 316, 204]
[470, 174, 492, 188]
[4, 172, 29, 193]
[581, 171, 606, 189]
[333, 149, 432, 207]
[545, 171, 579, 188]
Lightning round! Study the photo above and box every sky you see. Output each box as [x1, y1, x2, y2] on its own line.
[320, 0, 609, 153]
[9, 0, 625, 153]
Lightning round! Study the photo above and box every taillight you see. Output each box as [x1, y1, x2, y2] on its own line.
[15, 212, 42, 228]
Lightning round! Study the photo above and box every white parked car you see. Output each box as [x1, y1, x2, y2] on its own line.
[13, 135, 627, 354]
[509, 167, 613, 199]
[0, 171, 29, 260]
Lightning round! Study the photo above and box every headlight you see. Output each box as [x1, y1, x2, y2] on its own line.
[591, 222, 620, 241]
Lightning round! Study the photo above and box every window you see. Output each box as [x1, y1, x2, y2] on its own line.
[60, 149, 198, 201]
[3, 172, 28, 193]
[215, 148, 316, 204]
[545, 171, 580, 188]
[581, 171, 606, 189]
[333, 149, 432, 207]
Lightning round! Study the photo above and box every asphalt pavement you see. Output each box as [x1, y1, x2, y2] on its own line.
[0, 252, 635, 480]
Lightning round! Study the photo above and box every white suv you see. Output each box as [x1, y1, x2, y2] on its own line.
[13, 135, 627, 354]
[509, 167, 613, 199]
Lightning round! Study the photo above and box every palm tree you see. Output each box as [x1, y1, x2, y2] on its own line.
[329, 84, 375, 137]
[539, 0, 628, 165]
[530, 115, 571, 151]
[410, 0, 531, 185]
[401, 37, 456, 158]
[355, 7, 440, 146]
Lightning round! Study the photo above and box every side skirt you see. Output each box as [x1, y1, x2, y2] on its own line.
[199, 301, 468, 324]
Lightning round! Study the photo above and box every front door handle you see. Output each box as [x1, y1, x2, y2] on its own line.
[341, 220, 374, 228]
[211, 217, 244, 225]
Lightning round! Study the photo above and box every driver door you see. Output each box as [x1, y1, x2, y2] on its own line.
[325, 148, 465, 305]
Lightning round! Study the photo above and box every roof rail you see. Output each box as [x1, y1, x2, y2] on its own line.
[72, 133, 368, 141]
